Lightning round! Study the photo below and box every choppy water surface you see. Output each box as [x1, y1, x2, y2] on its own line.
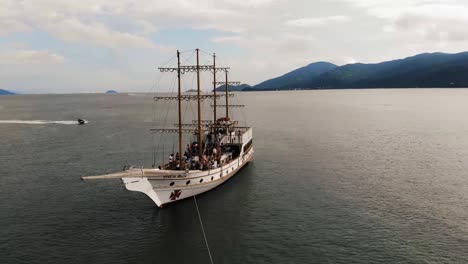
[1, 90, 467, 263]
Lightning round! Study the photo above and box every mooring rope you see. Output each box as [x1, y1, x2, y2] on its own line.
[193, 196, 214, 264]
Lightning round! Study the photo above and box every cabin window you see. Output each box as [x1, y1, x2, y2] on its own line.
[186, 180, 190, 185]
[170, 182, 175, 186]
[242, 139, 253, 153]
[211, 176, 214, 181]
[200, 179, 203, 183]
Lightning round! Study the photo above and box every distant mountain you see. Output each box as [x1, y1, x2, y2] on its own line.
[0, 89, 15, 95]
[249, 62, 338, 91]
[214, 83, 251, 92]
[307, 52, 468, 89]
[247, 52, 468, 90]
[106, 90, 118, 94]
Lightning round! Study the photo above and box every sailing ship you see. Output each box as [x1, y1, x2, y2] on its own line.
[81, 49, 254, 207]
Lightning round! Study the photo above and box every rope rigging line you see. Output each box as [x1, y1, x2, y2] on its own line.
[119, 53, 174, 167]
[180, 49, 196, 54]
[182, 50, 197, 66]
[199, 49, 215, 57]
[155, 72, 178, 165]
[151, 60, 175, 166]
[151, 49, 242, 165]
[154, 50, 200, 165]
[187, 74, 197, 140]
[187, 73, 197, 136]
[233, 93, 248, 126]
[194, 196, 214, 264]
[161, 76, 178, 146]
[132, 47, 249, 168]
[160, 54, 177, 68]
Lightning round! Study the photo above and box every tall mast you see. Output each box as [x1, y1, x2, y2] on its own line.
[213, 53, 217, 122]
[225, 70, 229, 118]
[196, 49, 203, 159]
[177, 50, 183, 170]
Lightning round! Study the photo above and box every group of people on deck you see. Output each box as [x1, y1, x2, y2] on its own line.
[167, 141, 228, 171]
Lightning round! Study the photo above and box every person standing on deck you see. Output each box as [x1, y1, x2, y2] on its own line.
[212, 147, 218, 160]
[187, 144, 191, 157]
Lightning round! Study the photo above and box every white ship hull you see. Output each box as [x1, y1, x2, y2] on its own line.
[122, 147, 253, 207]
[82, 126, 254, 208]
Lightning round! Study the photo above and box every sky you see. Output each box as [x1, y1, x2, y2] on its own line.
[1, 0, 468, 93]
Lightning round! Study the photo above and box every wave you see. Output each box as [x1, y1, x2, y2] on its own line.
[127, 93, 148, 97]
[0, 120, 88, 125]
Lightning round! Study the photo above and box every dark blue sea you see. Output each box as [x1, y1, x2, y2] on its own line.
[1, 89, 467, 263]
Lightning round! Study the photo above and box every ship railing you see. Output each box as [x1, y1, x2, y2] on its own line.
[218, 127, 252, 145]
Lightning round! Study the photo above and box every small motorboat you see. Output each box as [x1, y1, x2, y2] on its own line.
[78, 119, 86, 125]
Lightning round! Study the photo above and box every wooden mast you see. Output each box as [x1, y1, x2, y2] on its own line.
[177, 50, 183, 170]
[196, 49, 203, 160]
[225, 70, 229, 118]
[213, 53, 217, 122]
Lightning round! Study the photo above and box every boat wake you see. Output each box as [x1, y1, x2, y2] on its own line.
[0, 120, 88, 125]
[127, 93, 148, 97]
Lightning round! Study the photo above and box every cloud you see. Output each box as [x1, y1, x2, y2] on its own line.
[392, 13, 468, 42]
[224, 0, 277, 7]
[0, 20, 29, 36]
[44, 18, 155, 49]
[0, 50, 64, 64]
[0, 0, 157, 49]
[385, 4, 468, 42]
[212, 35, 246, 44]
[337, 0, 468, 41]
[337, 0, 465, 20]
[286, 15, 350, 27]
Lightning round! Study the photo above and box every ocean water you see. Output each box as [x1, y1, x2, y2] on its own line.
[1, 90, 467, 263]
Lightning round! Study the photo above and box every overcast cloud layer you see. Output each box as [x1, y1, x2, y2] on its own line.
[1, 0, 468, 93]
